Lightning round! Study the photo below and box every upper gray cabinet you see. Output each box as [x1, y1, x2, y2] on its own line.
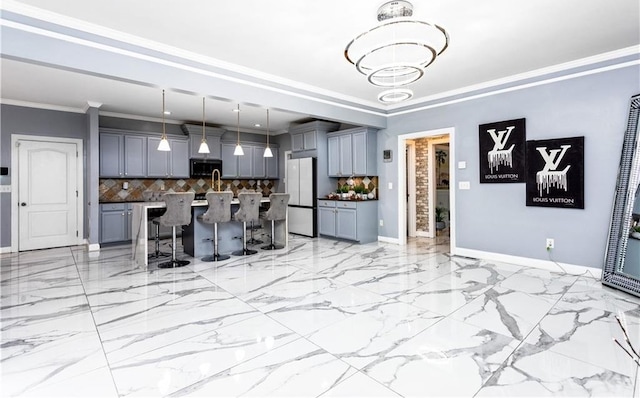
[221, 141, 279, 179]
[99, 131, 147, 178]
[327, 127, 378, 177]
[147, 137, 189, 178]
[182, 124, 225, 160]
[289, 121, 340, 157]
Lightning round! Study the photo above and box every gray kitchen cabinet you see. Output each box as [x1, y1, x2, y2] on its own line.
[100, 133, 123, 177]
[318, 200, 336, 236]
[183, 124, 225, 159]
[251, 145, 266, 178]
[327, 134, 353, 177]
[327, 127, 378, 177]
[238, 145, 255, 178]
[289, 121, 340, 157]
[147, 137, 189, 178]
[100, 203, 133, 243]
[124, 135, 146, 177]
[221, 142, 240, 178]
[99, 132, 147, 178]
[336, 205, 357, 240]
[265, 148, 279, 179]
[221, 142, 279, 179]
[317, 199, 377, 243]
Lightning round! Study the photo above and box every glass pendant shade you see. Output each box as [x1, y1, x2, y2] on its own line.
[157, 137, 171, 151]
[234, 104, 244, 156]
[263, 108, 273, 157]
[198, 97, 210, 154]
[198, 139, 210, 154]
[158, 89, 171, 151]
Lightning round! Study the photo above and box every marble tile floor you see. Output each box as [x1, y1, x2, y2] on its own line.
[2, 235, 640, 397]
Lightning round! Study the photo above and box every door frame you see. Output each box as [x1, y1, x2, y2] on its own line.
[11, 135, 84, 252]
[397, 127, 455, 249]
[406, 140, 417, 237]
[428, 137, 450, 238]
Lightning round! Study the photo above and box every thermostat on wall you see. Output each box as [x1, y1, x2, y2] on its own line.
[383, 150, 392, 162]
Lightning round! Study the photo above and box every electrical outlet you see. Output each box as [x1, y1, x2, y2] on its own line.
[0, 185, 11, 193]
[379, 219, 384, 227]
[546, 238, 554, 250]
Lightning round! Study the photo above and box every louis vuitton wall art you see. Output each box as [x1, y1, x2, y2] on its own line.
[526, 136, 584, 209]
[479, 118, 526, 183]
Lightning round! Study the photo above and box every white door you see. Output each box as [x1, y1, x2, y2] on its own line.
[18, 140, 79, 250]
[287, 158, 300, 206]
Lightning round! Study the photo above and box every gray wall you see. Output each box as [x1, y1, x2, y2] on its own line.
[0, 104, 88, 248]
[378, 65, 640, 269]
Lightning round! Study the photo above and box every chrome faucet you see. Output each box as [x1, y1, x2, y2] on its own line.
[212, 169, 222, 192]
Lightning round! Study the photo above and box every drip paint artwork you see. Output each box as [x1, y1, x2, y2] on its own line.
[526, 137, 584, 209]
[479, 119, 526, 183]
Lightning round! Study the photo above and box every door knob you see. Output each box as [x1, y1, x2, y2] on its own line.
[20, 202, 26, 206]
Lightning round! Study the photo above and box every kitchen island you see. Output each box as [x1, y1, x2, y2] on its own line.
[131, 198, 286, 268]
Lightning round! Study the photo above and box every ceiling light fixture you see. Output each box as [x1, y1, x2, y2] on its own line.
[233, 104, 244, 156]
[263, 109, 273, 158]
[157, 89, 171, 151]
[344, 1, 449, 104]
[198, 97, 210, 154]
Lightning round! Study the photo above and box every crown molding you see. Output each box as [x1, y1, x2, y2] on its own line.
[0, 98, 85, 113]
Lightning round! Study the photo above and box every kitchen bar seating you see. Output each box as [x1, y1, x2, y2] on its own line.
[143, 190, 169, 260]
[158, 192, 195, 268]
[262, 193, 289, 250]
[201, 191, 233, 262]
[232, 192, 262, 256]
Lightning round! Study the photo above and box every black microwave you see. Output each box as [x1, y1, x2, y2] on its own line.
[190, 158, 222, 178]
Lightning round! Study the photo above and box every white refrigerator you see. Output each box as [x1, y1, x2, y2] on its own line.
[286, 157, 316, 237]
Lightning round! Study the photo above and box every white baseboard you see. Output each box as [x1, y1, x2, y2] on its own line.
[415, 231, 433, 238]
[378, 236, 401, 245]
[453, 247, 602, 279]
[0, 246, 12, 254]
[87, 243, 101, 252]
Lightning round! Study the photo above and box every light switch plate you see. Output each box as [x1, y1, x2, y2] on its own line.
[459, 181, 470, 190]
[388, 182, 393, 190]
[458, 161, 466, 169]
[0, 185, 11, 193]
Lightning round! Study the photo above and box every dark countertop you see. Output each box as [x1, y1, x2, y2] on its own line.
[318, 197, 378, 202]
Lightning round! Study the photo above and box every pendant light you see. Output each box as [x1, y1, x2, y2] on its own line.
[197, 97, 210, 154]
[157, 89, 171, 151]
[263, 108, 273, 158]
[233, 104, 244, 156]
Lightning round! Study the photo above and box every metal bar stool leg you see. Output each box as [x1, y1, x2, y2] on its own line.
[158, 226, 190, 268]
[149, 220, 170, 259]
[262, 219, 283, 250]
[246, 220, 263, 245]
[202, 223, 230, 262]
[232, 221, 257, 256]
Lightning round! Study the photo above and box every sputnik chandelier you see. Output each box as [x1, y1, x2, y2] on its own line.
[344, 1, 449, 104]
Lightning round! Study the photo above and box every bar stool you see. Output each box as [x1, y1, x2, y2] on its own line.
[201, 192, 233, 262]
[232, 192, 262, 256]
[261, 193, 290, 250]
[158, 192, 195, 269]
[143, 190, 169, 259]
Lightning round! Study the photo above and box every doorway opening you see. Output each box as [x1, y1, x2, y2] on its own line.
[398, 128, 455, 249]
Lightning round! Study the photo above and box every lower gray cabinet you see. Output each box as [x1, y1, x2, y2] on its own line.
[100, 203, 133, 244]
[318, 201, 336, 236]
[317, 200, 377, 243]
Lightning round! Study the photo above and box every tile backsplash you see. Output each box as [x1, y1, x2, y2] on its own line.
[335, 176, 379, 198]
[99, 178, 277, 202]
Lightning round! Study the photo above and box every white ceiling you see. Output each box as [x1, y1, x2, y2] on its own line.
[1, 0, 639, 133]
